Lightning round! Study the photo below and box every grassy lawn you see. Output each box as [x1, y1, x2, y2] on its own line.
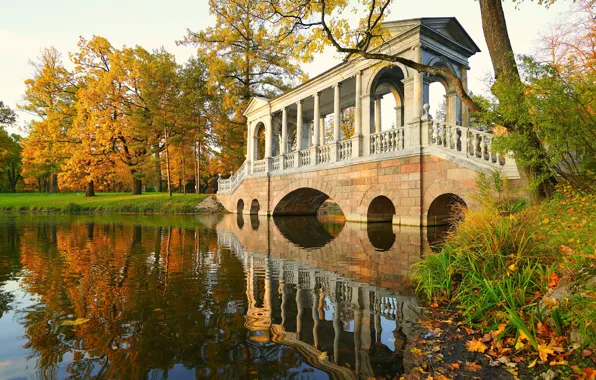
[0, 192, 211, 213]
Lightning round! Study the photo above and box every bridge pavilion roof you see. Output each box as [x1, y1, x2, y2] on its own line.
[243, 17, 480, 119]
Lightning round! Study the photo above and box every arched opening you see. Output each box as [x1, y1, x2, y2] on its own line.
[253, 122, 266, 160]
[237, 199, 245, 214]
[367, 223, 396, 251]
[367, 196, 396, 223]
[250, 214, 260, 230]
[425, 60, 462, 126]
[273, 188, 344, 217]
[429, 81, 447, 122]
[250, 199, 260, 215]
[237, 213, 245, 229]
[427, 193, 467, 226]
[274, 216, 344, 249]
[370, 66, 405, 134]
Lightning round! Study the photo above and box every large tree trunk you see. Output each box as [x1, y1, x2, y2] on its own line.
[132, 178, 143, 195]
[49, 174, 59, 193]
[479, 0, 553, 201]
[85, 181, 96, 197]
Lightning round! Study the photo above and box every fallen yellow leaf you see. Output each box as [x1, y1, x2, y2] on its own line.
[538, 343, 555, 361]
[466, 338, 488, 353]
[549, 359, 568, 366]
[528, 358, 537, 368]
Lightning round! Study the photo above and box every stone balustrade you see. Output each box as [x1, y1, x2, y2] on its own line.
[427, 119, 510, 167]
[253, 159, 267, 174]
[338, 139, 353, 161]
[370, 127, 405, 155]
[218, 113, 517, 195]
[317, 145, 331, 164]
[299, 150, 311, 166]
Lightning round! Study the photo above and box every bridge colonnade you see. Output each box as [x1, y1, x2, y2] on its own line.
[217, 18, 521, 226]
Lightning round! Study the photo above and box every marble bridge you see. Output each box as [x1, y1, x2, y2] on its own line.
[216, 18, 520, 226]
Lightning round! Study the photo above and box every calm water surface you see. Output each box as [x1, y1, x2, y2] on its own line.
[0, 213, 447, 379]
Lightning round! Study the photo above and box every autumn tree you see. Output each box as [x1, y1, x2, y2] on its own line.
[0, 102, 22, 192]
[177, 56, 213, 194]
[0, 101, 17, 127]
[72, 38, 163, 195]
[179, 0, 311, 173]
[20, 48, 79, 193]
[537, 0, 596, 70]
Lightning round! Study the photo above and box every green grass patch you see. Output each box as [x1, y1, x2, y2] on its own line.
[0, 192, 211, 214]
[412, 183, 596, 349]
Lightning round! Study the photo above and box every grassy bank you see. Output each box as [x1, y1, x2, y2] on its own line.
[0, 192, 211, 213]
[412, 182, 596, 374]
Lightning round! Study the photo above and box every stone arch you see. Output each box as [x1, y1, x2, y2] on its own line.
[367, 195, 396, 223]
[365, 63, 410, 96]
[237, 199, 245, 214]
[424, 56, 462, 124]
[252, 121, 266, 161]
[424, 56, 458, 90]
[423, 180, 475, 226]
[427, 193, 467, 226]
[250, 199, 260, 215]
[357, 184, 400, 216]
[367, 65, 407, 132]
[271, 178, 348, 216]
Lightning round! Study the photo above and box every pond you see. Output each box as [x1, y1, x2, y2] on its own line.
[0, 213, 448, 379]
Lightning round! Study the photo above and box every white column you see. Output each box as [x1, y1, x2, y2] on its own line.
[281, 108, 288, 155]
[333, 84, 341, 142]
[461, 66, 469, 127]
[246, 122, 252, 161]
[394, 106, 403, 128]
[412, 71, 423, 120]
[333, 299, 341, 363]
[296, 100, 303, 150]
[319, 117, 325, 145]
[313, 92, 320, 147]
[374, 96, 382, 133]
[354, 71, 362, 136]
[312, 286, 320, 349]
[265, 114, 273, 158]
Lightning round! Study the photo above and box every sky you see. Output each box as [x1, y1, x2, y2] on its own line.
[0, 0, 570, 135]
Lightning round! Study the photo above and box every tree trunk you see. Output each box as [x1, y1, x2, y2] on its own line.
[195, 140, 201, 194]
[155, 149, 163, 192]
[182, 154, 187, 195]
[133, 178, 143, 195]
[85, 181, 96, 197]
[49, 174, 59, 193]
[478, 0, 553, 201]
[164, 127, 172, 197]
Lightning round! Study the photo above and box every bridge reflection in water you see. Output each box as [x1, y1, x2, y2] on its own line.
[0, 213, 450, 379]
[218, 213, 444, 378]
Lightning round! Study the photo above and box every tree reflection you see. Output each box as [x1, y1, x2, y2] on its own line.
[12, 219, 306, 378]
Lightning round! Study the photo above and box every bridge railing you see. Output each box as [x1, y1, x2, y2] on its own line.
[370, 127, 405, 155]
[218, 160, 247, 193]
[427, 119, 512, 168]
[217, 107, 518, 195]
